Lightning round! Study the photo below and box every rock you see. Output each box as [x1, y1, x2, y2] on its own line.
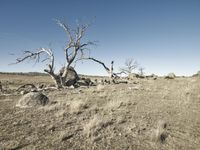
[60, 132, 74, 141]
[59, 66, 79, 86]
[136, 74, 145, 79]
[192, 70, 200, 77]
[65, 79, 77, 87]
[77, 78, 93, 86]
[117, 80, 128, 84]
[47, 125, 56, 132]
[165, 73, 176, 79]
[127, 73, 137, 80]
[16, 92, 49, 108]
[84, 78, 93, 86]
[20, 90, 28, 95]
[153, 75, 158, 80]
[147, 74, 158, 80]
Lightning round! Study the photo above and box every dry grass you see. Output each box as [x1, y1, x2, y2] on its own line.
[1, 73, 200, 149]
[69, 100, 88, 114]
[96, 84, 105, 91]
[83, 115, 113, 137]
[151, 120, 168, 144]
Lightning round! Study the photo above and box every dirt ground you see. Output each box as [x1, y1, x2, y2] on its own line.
[0, 73, 200, 150]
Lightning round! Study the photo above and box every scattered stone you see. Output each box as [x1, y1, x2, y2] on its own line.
[60, 132, 74, 141]
[69, 85, 75, 89]
[77, 78, 94, 86]
[92, 135, 102, 143]
[127, 73, 137, 80]
[117, 117, 127, 124]
[165, 73, 176, 79]
[47, 125, 56, 133]
[20, 90, 28, 95]
[16, 92, 49, 108]
[117, 80, 128, 84]
[147, 74, 158, 80]
[136, 74, 145, 79]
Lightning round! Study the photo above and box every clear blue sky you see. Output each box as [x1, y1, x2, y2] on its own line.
[0, 0, 200, 76]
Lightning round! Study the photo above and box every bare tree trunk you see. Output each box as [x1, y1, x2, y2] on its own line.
[44, 66, 62, 89]
[60, 66, 68, 86]
[46, 73, 62, 89]
[109, 61, 114, 78]
[53, 76, 63, 89]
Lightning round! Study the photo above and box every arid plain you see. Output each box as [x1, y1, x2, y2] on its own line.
[0, 73, 200, 150]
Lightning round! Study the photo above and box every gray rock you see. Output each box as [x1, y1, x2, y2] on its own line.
[165, 73, 176, 79]
[16, 92, 49, 108]
[59, 66, 79, 86]
[127, 73, 137, 80]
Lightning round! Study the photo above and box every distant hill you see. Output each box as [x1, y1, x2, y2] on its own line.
[0, 72, 48, 76]
[0, 72, 107, 78]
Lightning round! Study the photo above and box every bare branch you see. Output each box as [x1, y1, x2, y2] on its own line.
[10, 48, 55, 74]
[138, 67, 145, 76]
[119, 58, 138, 75]
[115, 71, 127, 75]
[55, 19, 96, 75]
[13, 19, 95, 89]
[78, 57, 110, 73]
[55, 19, 74, 43]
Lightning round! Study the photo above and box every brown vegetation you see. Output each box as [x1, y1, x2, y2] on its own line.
[1, 73, 200, 149]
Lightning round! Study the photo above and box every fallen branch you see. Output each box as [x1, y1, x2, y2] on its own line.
[16, 84, 37, 91]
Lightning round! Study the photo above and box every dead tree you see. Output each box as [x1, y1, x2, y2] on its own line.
[119, 58, 138, 76]
[11, 19, 95, 89]
[76, 57, 118, 78]
[11, 48, 63, 88]
[138, 67, 145, 76]
[87, 58, 115, 78]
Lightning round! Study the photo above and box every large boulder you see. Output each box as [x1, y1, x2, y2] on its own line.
[59, 66, 79, 86]
[165, 73, 176, 79]
[16, 92, 49, 108]
[127, 73, 137, 80]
